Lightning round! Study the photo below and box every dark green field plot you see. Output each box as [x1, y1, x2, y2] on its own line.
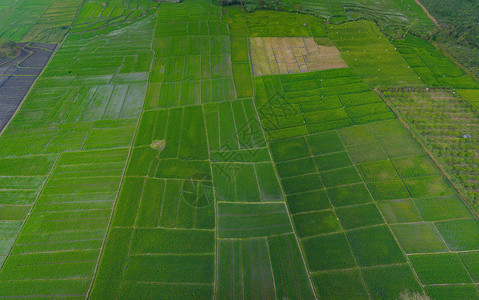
[208, 235, 318, 300]
[335, 203, 384, 230]
[217, 235, 315, 298]
[268, 234, 316, 299]
[347, 225, 406, 267]
[218, 202, 292, 238]
[213, 162, 283, 202]
[217, 238, 276, 299]
[313, 269, 369, 300]
[293, 210, 341, 237]
[92, 190, 216, 298]
[361, 264, 422, 299]
[302, 232, 356, 271]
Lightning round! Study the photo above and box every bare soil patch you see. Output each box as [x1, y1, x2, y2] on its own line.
[249, 37, 347, 76]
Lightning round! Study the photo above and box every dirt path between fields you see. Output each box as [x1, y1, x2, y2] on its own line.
[414, 0, 439, 28]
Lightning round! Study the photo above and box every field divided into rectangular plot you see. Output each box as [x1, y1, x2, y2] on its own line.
[0, 15, 155, 157]
[0, 3, 157, 298]
[264, 110, 479, 297]
[90, 1, 319, 298]
[90, 2, 220, 298]
[250, 41, 479, 296]
[144, 2, 238, 109]
[91, 99, 217, 297]
[254, 68, 396, 141]
[1, 0, 479, 299]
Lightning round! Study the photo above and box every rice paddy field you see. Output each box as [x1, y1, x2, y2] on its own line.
[0, 0, 478, 299]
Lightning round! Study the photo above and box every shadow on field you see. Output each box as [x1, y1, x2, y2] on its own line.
[0, 42, 56, 132]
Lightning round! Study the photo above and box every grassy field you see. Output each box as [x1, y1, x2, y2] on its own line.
[0, 0, 479, 299]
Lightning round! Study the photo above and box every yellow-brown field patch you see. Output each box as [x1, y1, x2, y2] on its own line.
[249, 37, 347, 76]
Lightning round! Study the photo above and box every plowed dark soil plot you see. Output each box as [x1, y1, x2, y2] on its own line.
[0, 43, 55, 131]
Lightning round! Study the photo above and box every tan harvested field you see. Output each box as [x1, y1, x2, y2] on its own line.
[249, 37, 347, 76]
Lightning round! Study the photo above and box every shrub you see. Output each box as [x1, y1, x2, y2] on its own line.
[0, 38, 20, 59]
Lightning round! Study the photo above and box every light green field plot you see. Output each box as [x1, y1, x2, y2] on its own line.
[217, 234, 315, 299]
[223, 7, 254, 98]
[391, 223, 448, 253]
[327, 21, 424, 87]
[0, 149, 128, 296]
[0, 18, 154, 158]
[361, 264, 423, 299]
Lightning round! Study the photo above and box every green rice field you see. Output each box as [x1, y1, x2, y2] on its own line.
[0, 0, 478, 299]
